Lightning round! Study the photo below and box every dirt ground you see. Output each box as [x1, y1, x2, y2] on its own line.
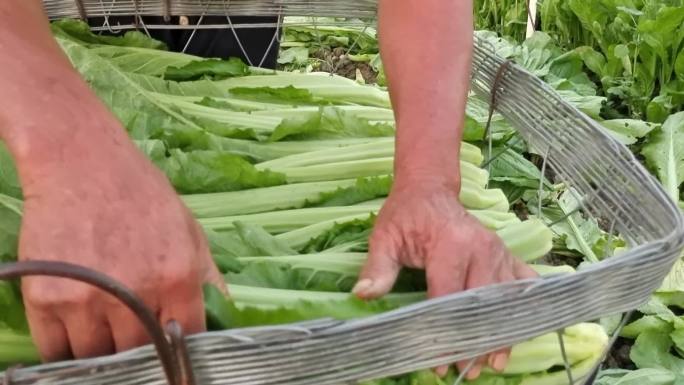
[312, 47, 378, 84]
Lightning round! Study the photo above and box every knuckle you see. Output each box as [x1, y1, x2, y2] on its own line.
[161, 265, 200, 292]
[23, 280, 97, 309]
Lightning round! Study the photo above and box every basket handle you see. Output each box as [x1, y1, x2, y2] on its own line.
[0, 261, 196, 385]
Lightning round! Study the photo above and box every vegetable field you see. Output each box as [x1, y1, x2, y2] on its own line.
[1, 2, 683, 383]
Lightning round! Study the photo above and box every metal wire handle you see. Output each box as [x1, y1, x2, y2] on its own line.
[0, 261, 196, 385]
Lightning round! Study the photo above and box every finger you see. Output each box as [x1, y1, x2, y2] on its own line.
[25, 306, 71, 362]
[108, 304, 155, 352]
[487, 349, 510, 372]
[159, 285, 206, 336]
[205, 260, 229, 296]
[466, 363, 482, 380]
[513, 258, 538, 280]
[457, 355, 487, 380]
[353, 231, 401, 299]
[63, 309, 115, 358]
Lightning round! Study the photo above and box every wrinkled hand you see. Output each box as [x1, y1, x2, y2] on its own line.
[353, 179, 536, 379]
[18, 138, 224, 362]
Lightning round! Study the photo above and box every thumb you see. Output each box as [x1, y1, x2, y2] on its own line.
[353, 231, 402, 300]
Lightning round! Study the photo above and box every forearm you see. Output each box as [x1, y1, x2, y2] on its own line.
[0, 1, 132, 190]
[378, 0, 473, 191]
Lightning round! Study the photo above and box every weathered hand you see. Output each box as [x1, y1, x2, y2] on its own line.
[353, 179, 536, 379]
[18, 132, 224, 362]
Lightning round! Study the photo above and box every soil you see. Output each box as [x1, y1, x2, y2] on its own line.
[512, 201, 529, 221]
[312, 47, 379, 84]
[530, 153, 558, 184]
[602, 338, 636, 370]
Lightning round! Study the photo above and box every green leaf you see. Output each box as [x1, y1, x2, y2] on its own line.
[658, 256, 684, 294]
[549, 50, 585, 80]
[676, 50, 684, 82]
[596, 368, 675, 385]
[301, 216, 374, 253]
[51, 19, 167, 50]
[648, 95, 674, 123]
[0, 194, 22, 262]
[631, 330, 684, 374]
[638, 296, 683, 326]
[576, 46, 606, 76]
[89, 45, 199, 77]
[203, 284, 237, 330]
[0, 282, 28, 333]
[0, 142, 21, 199]
[205, 222, 296, 270]
[554, 90, 605, 119]
[277, 46, 310, 65]
[157, 149, 286, 194]
[616, 6, 643, 17]
[269, 106, 394, 142]
[205, 281, 418, 330]
[227, 260, 347, 291]
[614, 44, 630, 60]
[229, 86, 319, 105]
[164, 58, 250, 81]
[232, 221, 297, 256]
[531, 189, 602, 262]
[600, 119, 659, 145]
[487, 147, 548, 189]
[311, 176, 392, 207]
[55, 37, 206, 140]
[622, 315, 672, 339]
[641, 112, 684, 201]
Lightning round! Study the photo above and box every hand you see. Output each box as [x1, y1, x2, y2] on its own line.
[17, 130, 224, 362]
[352, 178, 537, 379]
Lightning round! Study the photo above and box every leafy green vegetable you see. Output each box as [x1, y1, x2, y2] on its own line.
[487, 146, 550, 189]
[630, 330, 684, 381]
[214, 73, 392, 108]
[641, 112, 684, 201]
[156, 148, 286, 194]
[0, 143, 21, 199]
[0, 194, 22, 262]
[204, 284, 408, 330]
[229, 85, 320, 105]
[0, 329, 39, 370]
[51, 19, 167, 49]
[600, 119, 659, 145]
[164, 58, 250, 81]
[595, 368, 675, 385]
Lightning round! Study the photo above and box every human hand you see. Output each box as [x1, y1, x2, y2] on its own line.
[16, 121, 224, 362]
[352, 178, 537, 379]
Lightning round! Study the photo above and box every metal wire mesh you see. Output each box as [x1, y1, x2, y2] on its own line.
[4, 2, 683, 384]
[43, 0, 379, 22]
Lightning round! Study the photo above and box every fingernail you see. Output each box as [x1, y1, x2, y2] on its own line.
[493, 354, 508, 372]
[352, 279, 373, 297]
[435, 365, 449, 377]
[466, 364, 481, 380]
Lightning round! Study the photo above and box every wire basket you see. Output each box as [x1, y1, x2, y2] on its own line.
[43, 0, 379, 25]
[2, 1, 684, 384]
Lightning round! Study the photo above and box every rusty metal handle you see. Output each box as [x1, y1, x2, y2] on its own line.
[0, 261, 196, 385]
